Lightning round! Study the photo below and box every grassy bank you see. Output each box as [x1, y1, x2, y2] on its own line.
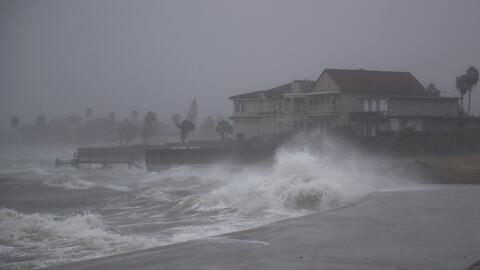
[404, 153, 480, 184]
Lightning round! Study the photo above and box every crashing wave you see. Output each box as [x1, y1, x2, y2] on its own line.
[0, 208, 157, 269]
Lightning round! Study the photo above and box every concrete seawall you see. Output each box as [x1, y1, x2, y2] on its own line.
[44, 186, 480, 270]
[145, 146, 276, 170]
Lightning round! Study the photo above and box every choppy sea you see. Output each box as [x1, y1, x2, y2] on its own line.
[0, 144, 414, 269]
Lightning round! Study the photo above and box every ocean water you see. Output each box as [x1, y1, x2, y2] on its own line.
[0, 144, 412, 269]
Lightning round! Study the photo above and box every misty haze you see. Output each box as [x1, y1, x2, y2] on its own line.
[1, 1, 480, 270]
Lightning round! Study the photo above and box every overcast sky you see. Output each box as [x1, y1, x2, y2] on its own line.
[1, 0, 480, 130]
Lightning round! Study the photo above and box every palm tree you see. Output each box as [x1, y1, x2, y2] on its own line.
[456, 75, 469, 114]
[117, 118, 137, 145]
[9, 116, 19, 142]
[178, 120, 195, 143]
[426, 83, 441, 97]
[10, 116, 19, 129]
[34, 114, 48, 142]
[466, 66, 479, 116]
[187, 99, 197, 124]
[171, 113, 195, 143]
[142, 111, 157, 144]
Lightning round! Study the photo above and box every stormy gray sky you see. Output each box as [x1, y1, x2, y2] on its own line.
[1, 0, 480, 130]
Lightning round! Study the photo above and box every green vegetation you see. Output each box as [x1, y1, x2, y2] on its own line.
[142, 111, 158, 145]
[408, 154, 480, 184]
[215, 118, 233, 140]
[171, 99, 198, 143]
[456, 66, 479, 115]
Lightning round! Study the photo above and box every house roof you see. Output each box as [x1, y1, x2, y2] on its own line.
[322, 69, 428, 95]
[229, 80, 316, 99]
[358, 96, 458, 100]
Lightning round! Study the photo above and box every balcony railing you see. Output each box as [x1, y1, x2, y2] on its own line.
[283, 105, 306, 113]
[283, 104, 338, 114]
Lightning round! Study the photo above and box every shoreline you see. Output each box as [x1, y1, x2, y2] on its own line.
[44, 187, 480, 270]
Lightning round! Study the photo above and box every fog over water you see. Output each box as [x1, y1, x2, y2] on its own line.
[1, 0, 480, 135]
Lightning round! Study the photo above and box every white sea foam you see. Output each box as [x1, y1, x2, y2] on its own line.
[0, 208, 157, 269]
[43, 174, 96, 190]
[205, 237, 270, 248]
[180, 148, 385, 217]
[42, 174, 130, 191]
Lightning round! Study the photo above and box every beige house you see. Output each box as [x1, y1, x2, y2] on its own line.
[351, 96, 459, 136]
[229, 69, 455, 138]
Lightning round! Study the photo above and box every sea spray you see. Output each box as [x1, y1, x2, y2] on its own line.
[0, 139, 418, 269]
[192, 147, 376, 216]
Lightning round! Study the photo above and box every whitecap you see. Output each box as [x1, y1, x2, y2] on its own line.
[0, 208, 157, 269]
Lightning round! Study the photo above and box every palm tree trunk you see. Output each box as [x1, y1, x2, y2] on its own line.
[468, 90, 472, 117]
[460, 96, 464, 114]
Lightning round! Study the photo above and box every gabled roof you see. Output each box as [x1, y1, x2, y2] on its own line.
[320, 69, 428, 96]
[229, 80, 316, 99]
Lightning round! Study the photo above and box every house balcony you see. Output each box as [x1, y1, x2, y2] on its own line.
[283, 105, 306, 114]
[283, 104, 338, 115]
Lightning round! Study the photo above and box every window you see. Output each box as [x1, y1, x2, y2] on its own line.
[390, 119, 399, 131]
[293, 98, 305, 113]
[319, 95, 325, 105]
[371, 98, 378, 111]
[235, 102, 246, 112]
[363, 99, 369, 111]
[407, 119, 423, 131]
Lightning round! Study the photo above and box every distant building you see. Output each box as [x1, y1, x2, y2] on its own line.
[229, 69, 459, 138]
